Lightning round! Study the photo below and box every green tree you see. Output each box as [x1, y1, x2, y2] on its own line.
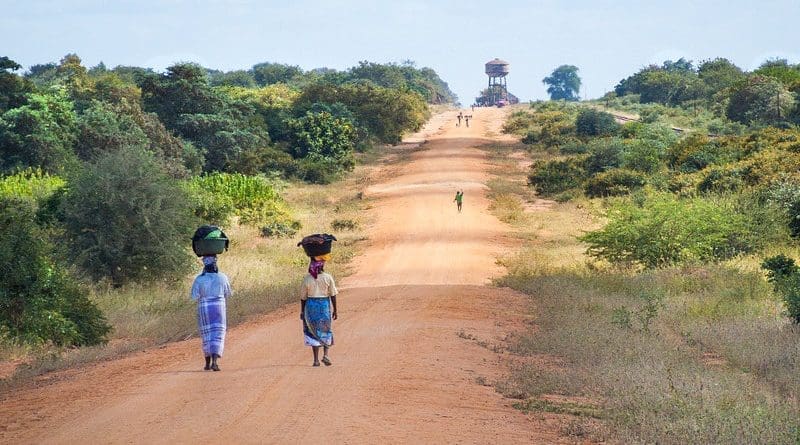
[62, 147, 196, 286]
[638, 70, 703, 105]
[251, 62, 303, 86]
[209, 70, 257, 88]
[0, 197, 110, 346]
[296, 80, 429, 144]
[726, 75, 795, 125]
[0, 56, 34, 112]
[347, 61, 457, 104]
[289, 111, 356, 171]
[141, 62, 270, 172]
[543, 65, 581, 101]
[0, 89, 79, 174]
[697, 58, 745, 99]
[615, 58, 703, 105]
[754, 59, 800, 89]
[75, 100, 149, 160]
[575, 109, 619, 137]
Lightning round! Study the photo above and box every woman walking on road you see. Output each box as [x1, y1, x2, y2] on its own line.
[300, 256, 338, 367]
[191, 255, 232, 371]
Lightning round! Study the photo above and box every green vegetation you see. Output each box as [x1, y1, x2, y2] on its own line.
[188, 172, 295, 228]
[543, 65, 581, 101]
[495, 54, 800, 443]
[62, 147, 197, 286]
[0, 168, 65, 201]
[0, 53, 453, 354]
[0, 198, 110, 347]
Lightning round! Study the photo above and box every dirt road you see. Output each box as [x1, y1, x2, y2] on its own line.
[0, 108, 560, 443]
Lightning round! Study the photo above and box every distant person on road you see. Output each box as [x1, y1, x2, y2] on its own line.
[191, 255, 232, 371]
[454, 190, 464, 213]
[300, 255, 338, 367]
[457, 112, 463, 127]
[465, 115, 470, 127]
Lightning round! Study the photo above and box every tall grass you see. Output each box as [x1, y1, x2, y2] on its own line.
[498, 264, 800, 444]
[188, 172, 294, 226]
[0, 168, 65, 201]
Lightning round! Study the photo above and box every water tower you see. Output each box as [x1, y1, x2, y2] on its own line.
[485, 58, 510, 104]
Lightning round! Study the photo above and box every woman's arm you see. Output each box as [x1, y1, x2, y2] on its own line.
[330, 295, 338, 320]
[300, 299, 306, 320]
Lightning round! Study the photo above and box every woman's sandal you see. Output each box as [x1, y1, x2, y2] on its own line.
[211, 363, 220, 371]
[321, 356, 332, 366]
[313, 361, 321, 367]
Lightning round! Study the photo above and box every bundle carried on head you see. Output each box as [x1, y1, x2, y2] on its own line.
[192, 225, 230, 257]
[297, 233, 337, 258]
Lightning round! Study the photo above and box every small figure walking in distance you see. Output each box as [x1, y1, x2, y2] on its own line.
[454, 190, 464, 213]
[457, 111, 463, 127]
[465, 115, 471, 127]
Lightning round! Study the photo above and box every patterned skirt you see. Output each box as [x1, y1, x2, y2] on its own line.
[303, 297, 333, 347]
[198, 297, 227, 356]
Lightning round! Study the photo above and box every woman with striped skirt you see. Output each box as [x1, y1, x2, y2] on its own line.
[191, 255, 232, 371]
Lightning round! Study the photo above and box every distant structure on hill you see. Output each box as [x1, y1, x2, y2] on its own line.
[480, 58, 519, 107]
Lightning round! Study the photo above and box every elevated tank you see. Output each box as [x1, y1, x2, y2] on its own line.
[485, 58, 510, 77]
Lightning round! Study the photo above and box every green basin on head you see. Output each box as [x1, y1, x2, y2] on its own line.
[193, 238, 228, 256]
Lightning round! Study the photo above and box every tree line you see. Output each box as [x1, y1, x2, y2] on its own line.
[541, 58, 800, 128]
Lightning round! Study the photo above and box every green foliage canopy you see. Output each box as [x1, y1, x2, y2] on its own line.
[0, 197, 110, 346]
[543, 65, 581, 101]
[62, 147, 196, 286]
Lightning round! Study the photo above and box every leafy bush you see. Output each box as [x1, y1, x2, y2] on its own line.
[584, 138, 626, 174]
[767, 179, 800, 237]
[621, 139, 663, 173]
[0, 90, 79, 174]
[762, 255, 800, 323]
[260, 220, 302, 238]
[559, 140, 589, 155]
[299, 156, 341, 184]
[62, 147, 196, 285]
[580, 193, 758, 268]
[288, 111, 356, 174]
[575, 108, 619, 137]
[0, 197, 110, 346]
[528, 158, 586, 196]
[183, 181, 235, 225]
[584, 168, 646, 197]
[697, 164, 746, 193]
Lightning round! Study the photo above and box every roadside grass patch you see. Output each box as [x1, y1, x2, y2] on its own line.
[513, 398, 603, 419]
[498, 265, 800, 444]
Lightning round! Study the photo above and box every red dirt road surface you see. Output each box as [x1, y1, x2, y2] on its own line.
[0, 108, 564, 444]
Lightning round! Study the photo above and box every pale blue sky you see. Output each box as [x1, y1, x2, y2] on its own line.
[3, 0, 799, 102]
